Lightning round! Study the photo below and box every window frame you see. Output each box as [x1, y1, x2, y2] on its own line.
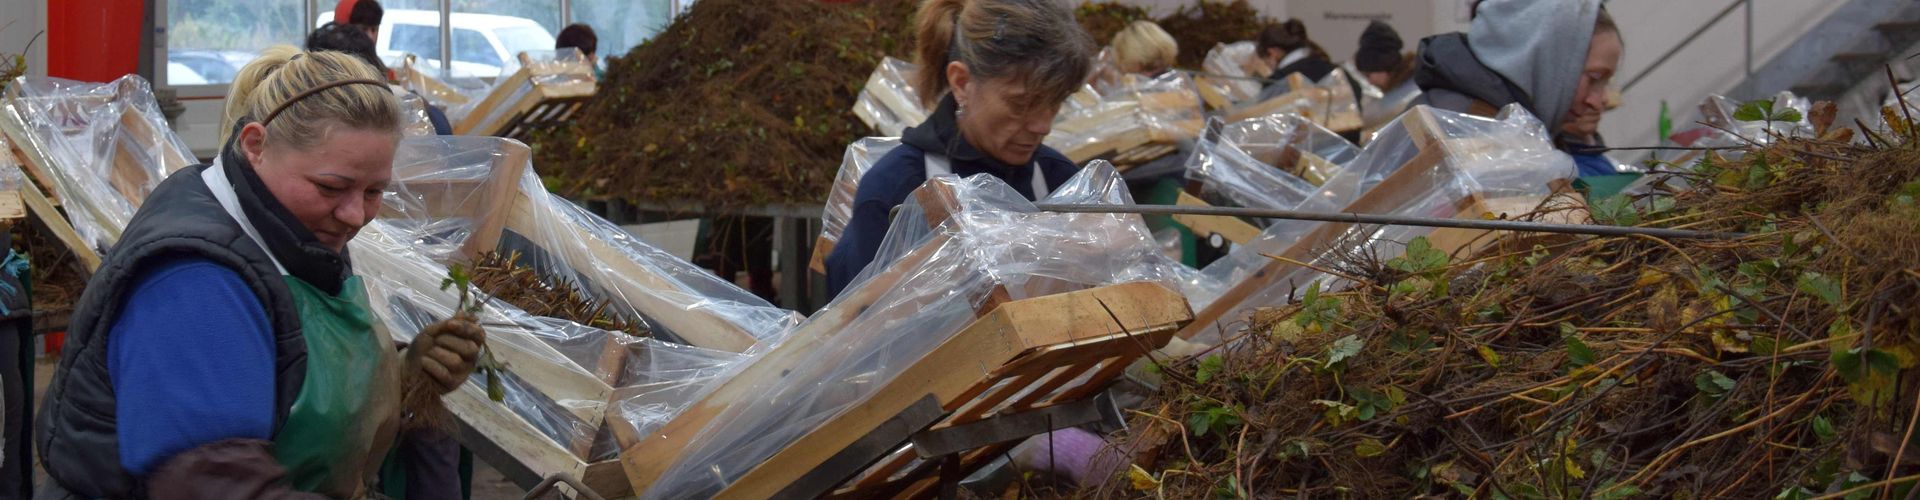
[155, 0, 690, 98]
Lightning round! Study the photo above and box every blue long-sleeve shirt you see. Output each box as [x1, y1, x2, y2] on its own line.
[109, 255, 276, 476]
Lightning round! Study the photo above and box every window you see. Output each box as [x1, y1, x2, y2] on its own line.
[570, 0, 677, 57]
[452, 28, 503, 73]
[165, 0, 306, 86]
[388, 23, 443, 61]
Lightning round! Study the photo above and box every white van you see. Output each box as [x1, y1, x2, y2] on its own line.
[321, 9, 556, 79]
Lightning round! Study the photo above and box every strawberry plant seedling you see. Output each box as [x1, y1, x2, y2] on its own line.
[441, 263, 506, 402]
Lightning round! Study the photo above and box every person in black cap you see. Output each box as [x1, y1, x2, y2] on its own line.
[1352, 20, 1409, 91]
[1350, 20, 1422, 128]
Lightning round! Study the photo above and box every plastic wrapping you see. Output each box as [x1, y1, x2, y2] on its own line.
[351, 219, 632, 461]
[0, 133, 23, 191]
[815, 137, 901, 266]
[0, 75, 194, 254]
[852, 57, 928, 137]
[397, 92, 437, 137]
[379, 136, 802, 351]
[1233, 70, 1366, 133]
[396, 53, 490, 114]
[1200, 41, 1264, 103]
[1045, 71, 1204, 163]
[638, 163, 1187, 497]
[1365, 81, 1424, 132]
[1186, 113, 1360, 217]
[451, 48, 595, 135]
[1695, 91, 1813, 148]
[1190, 105, 1574, 331]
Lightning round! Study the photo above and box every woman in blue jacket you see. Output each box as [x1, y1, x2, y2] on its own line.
[824, 0, 1096, 296]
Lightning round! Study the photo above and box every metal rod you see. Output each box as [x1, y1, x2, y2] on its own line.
[1623, 0, 1748, 92]
[1032, 203, 1742, 240]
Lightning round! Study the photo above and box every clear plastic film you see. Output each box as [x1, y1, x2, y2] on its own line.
[397, 92, 437, 137]
[815, 137, 902, 264]
[0, 133, 23, 191]
[1045, 71, 1205, 163]
[378, 136, 802, 351]
[852, 57, 928, 137]
[396, 53, 488, 114]
[351, 220, 621, 460]
[1186, 113, 1360, 218]
[639, 164, 1186, 498]
[1201, 41, 1264, 103]
[1695, 91, 1814, 149]
[452, 48, 595, 135]
[0, 75, 195, 254]
[1190, 105, 1573, 327]
[1365, 80, 1424, 132]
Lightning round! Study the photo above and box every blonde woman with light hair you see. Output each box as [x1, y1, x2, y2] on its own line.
[1110, 20, 1178, 77]
[38, 46, 484, 499]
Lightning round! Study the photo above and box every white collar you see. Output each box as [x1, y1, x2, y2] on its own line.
[1277, 48, 1312, 70]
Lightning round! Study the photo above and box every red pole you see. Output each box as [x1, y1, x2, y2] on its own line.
[47, 0, 144, 83]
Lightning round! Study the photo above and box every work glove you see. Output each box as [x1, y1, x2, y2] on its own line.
[405, 314, 485, 394]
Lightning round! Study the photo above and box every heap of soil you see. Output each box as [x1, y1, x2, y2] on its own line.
[530, 0, 917, 207]
[531, 0, 1280, 207]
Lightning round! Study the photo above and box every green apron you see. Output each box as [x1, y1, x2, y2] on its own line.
[269, 275, 403, 498]
[203, 158, 402, 498]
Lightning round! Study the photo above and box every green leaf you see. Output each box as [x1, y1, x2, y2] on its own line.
[1187, 413, 1215, 437]
[1775, 486, 1815, 500]
[1588, 194, 1639, 226]
[1812, 415, 1837, 442]
[1695, 369, 1736, 397]
[1566, 334, 1597, 368]
[1843, 472, 1873, 500]
[1196, 354, 1225, 384]
[1594, 482, 1641, 500]
[1773, 108, 1803, 124]
[1734, 99, 1774, 122]
[1354, 437, 1387, 457]
[1796, 272, 1842, 308]
[1328, 335, 1364, 366]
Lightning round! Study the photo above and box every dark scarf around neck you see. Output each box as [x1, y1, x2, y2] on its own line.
[218, 121, 353, 295]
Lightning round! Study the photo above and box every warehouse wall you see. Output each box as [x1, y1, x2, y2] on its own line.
[0, 0, 50, 78]
[1601, 0, 1850, 159]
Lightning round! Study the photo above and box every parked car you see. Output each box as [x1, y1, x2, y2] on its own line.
[321, 9, 557, 79]
[168, 49, 253, 85]
[166, 61, 210, 85]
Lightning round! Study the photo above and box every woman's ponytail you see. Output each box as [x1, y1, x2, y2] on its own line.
[914, 0, 968, 106]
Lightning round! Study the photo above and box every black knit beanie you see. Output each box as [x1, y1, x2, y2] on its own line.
[1354, 20, 1403, 73]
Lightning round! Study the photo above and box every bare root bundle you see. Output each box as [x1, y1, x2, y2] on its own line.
[467, 251, 647, 337]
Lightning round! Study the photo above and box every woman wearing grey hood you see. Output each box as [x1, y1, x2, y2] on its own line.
[1411, 0, 1624, 177]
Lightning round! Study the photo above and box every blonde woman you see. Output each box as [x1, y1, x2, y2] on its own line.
[38, 46, 483, 499]
[1109, 20, 1178, 77]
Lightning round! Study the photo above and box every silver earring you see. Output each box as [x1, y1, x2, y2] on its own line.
[957, 102, 967, 119]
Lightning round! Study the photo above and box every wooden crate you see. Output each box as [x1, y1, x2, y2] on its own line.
[619, 180, 1191, 497]
[0, 90, 193, 273]
[1175, 106, 1566, 342]
[613, 282, 1190, 499]
[453, 53, 597, 139]
[384, 141, 762, 353]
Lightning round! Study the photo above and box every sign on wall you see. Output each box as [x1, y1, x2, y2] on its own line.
[1284, 0, 1436, 64]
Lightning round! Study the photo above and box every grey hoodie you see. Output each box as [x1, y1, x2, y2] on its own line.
[1466, 0, 1603, 132]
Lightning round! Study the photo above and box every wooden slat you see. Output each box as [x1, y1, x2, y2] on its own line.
[1172, 191, 1262, 245]
[710, 282, 1191, 499]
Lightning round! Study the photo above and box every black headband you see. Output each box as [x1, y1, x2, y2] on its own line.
[261, 78, 389, 127]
